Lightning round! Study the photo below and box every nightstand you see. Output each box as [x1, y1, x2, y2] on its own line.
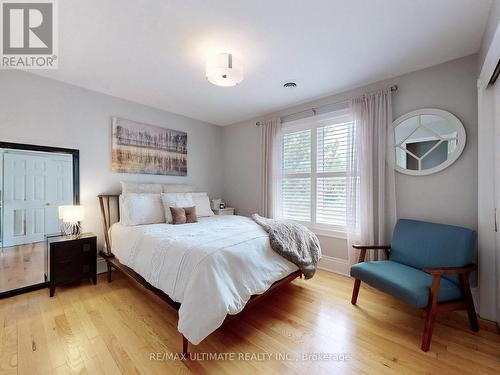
[45, 233, 97, 297]
[214, 207, 235, 215]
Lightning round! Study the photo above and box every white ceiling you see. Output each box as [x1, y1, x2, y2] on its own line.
[35, 0, 492, 126]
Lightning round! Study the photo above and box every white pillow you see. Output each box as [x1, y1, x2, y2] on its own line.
[121, 182, 162, 194]
[119, 194, 165, 226]
[191, 193, 214, 217]
[161, 193, 195, 223]
[162, 184, 194, 193]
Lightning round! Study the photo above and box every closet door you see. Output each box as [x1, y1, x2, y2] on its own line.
[45, 157, 74, 234]
[2, 152, 73, 247]
[478, 82, 498, 322]
[495, 81, 500, 324]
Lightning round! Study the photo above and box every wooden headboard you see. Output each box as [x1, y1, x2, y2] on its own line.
[98, 194, 120, 256]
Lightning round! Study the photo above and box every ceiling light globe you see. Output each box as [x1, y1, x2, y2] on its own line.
[206, 53, 243, 87]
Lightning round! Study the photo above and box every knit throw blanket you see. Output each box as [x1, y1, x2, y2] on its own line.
[251, 214, 321, 279]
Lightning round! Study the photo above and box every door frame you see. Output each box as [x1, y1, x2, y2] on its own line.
[477, 20, 500, 324]
[0, 141, 79, 299]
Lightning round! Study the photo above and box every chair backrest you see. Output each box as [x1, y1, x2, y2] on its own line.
[390, 219, 476, 271]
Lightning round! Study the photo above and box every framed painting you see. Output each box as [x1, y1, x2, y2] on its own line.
[111, 117, 187, 176]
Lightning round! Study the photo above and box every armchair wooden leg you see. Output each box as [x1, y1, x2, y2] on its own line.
[459, 273, 479, 332]
[421, 275, 440, 352]
[182, 335, 189, 357]
[421, 305, 437, 352]
[351, 279, 361, 305]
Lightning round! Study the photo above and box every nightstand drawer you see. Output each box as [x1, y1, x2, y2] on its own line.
[53, 258, 83, 283]
[52, 244, 83, 262]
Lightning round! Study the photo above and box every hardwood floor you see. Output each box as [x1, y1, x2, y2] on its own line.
[0, 242, 45, 293]
[0, 270, 499, 374]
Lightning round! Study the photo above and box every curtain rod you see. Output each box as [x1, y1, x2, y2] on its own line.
[255, 85, 398, 126]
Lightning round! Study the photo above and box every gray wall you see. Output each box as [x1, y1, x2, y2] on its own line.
[222, 55, 478, 261]
[0, 55, 480, 263]
[0, 70, 224, 246]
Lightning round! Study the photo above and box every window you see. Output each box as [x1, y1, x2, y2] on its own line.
[280, 110, 354, 233]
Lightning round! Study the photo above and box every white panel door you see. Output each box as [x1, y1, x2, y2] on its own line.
[2, 152, 73, 247]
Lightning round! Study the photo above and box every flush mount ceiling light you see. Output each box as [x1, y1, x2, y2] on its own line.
[206, 53, 243, 87]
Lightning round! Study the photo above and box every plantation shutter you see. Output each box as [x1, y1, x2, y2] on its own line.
[281, 129, 311, 221]
[315, 122, 351, 226]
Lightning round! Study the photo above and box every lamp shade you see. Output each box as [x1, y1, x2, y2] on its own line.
[58, 205, 84, 223]
[206, 53, 243, 87]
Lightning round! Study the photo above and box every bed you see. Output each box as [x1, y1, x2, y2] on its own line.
[98, 194, 302, 354]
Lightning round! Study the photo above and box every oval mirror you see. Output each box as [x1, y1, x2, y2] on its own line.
[393, 108, 466, 176]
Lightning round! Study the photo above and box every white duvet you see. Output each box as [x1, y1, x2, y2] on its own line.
[110, 215, 298, 345]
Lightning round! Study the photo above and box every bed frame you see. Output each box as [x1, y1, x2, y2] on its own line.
[98, 194, 302, 355]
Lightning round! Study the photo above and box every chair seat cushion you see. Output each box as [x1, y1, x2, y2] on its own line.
[350, 260, 463, 308]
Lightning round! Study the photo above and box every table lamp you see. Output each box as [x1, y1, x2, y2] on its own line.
[58, 205, 84, 236]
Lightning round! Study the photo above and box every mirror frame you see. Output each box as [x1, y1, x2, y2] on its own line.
[393, 108, 466, 176]
[0, 141, 79, 299]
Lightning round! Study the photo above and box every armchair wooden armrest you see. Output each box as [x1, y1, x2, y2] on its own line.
[422, 264, 477, 276]
[352, 244, 390, 262]
[352, 244, 391, 250]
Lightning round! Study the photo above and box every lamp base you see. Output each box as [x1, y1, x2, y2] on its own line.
[60, 222, 82, 236]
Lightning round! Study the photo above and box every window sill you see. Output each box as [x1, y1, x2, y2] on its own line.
[309, 227, 347, 240]
[285, 219, 348, 240]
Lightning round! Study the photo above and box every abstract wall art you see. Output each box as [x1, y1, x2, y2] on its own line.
[111, 117, 187, 176]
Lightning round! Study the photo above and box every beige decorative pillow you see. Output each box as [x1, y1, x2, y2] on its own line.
[170, 206, 198, 224]
[170, 207, 187, 224]
[184, 206, 198, 223]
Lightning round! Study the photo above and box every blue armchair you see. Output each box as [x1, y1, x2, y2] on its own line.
[350, 219, 478, 351]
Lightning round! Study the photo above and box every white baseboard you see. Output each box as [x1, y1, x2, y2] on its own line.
[318, 255, 350, 276]
[97, 257, 108, 274]
[471, 287, 478, 310]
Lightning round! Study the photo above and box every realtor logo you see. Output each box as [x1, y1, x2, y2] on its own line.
[1, 0, 58, 69]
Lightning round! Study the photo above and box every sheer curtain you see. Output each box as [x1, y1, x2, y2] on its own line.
[346, 88, 397, 265]
[260, 118, 282, 218]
